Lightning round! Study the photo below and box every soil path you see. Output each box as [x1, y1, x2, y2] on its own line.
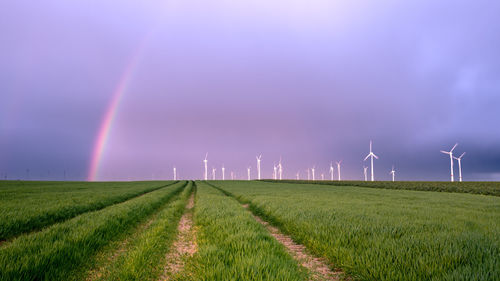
[242, 204, 344, 281]
[159, 191, 197, 280]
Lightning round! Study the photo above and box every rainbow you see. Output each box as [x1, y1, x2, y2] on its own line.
[87, 44, 146, 181]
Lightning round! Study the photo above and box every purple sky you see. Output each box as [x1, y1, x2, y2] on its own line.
[1, 0, 499, 181]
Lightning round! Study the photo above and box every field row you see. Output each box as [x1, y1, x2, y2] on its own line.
[266, 179, 500, 196]
[0, 180, 178, 240]
[0, 181, 188, 280]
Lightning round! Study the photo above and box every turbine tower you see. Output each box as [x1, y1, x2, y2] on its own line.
[247, 167, 251, 180]
[329, 162, 334, 181]
[364, 141, 379, 181]
[222, 165, 225, 181]
[231, 171, 234, 180]
[321, 173, 324, 181]
[212, 167, 216, 180]
[440, 143, 458, 182]
[256, 155, 262, 180]
[336, 161, 342, 181]
[203, 153, 208, 180]
[273, 163, 277, 180]
[311, 166, 315, 181]
[278, 158, 283, 180]
[173, 167, 177, 181]
[453, 152, 466, 182]
[363, 166, 368, 181]
[307, 168, 310, 180]
[296, 171, 300, 180]
[390, 166, 395, 182]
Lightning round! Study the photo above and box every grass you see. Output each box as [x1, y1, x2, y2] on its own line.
[262, 180, 500, 196]
[214, 180, 500, 281]
[92, 181, 194, 281]
[0, 181, 187, 281]
[180, 181, 308, 281]
[0, 180, 176, 240]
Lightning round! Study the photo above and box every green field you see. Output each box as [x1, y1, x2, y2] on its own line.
[0, 180, 177, 240]
[264, 180, 500, 196]
[0, 180, 498, 280]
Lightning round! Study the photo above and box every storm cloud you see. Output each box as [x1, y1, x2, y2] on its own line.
[1, 0, 499, 181]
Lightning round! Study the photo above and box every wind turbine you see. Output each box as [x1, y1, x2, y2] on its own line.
[247, 167, 251, 180]
[212, 167, 216, 180]
[363, 166, 368, 181]
[321, 173, 324, 181]
[256, 155, 262, 180]
[364, 141, 379, 181]
[440, 143, 458, 182]
[273, 163, 277, 180]
[278, 158, 283, 180]
[231, 171, 234, 180]
[311, 166, 316, 181]
[173, 167, 177, 181]
[390, 166, 395, 182]
[329, 162, 334, 181]
[296, 171, 300, 180]
[336, 161, 342, 181]
[453, 152, 466, 182]
[203, 153, 208, 180]
[222, 165, 225, 181]
[307, 168, 310, 180]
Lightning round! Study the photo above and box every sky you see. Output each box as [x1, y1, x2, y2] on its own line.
[1, 0, 499, 181]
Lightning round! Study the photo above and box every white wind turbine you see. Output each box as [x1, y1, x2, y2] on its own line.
[307, 168, 310, 180]
[296, 171, 300, 180]
[256, 155, 262, 180]
[231, 171, 234, 180]
[336, 161, 342, 181]
[311, 166, 316, 181]
[212, 167, 216, 180]
[329, 162, 334, 181]
[203, 153, 208, 180]
[273, 163, 277, 180]
[222, 165, 225, 181]
[390, 166, 395, 182]
[278, 158, 283, 180]
[321, 173, 324, 181]
[364, 141, 379, 181]
[363, 166, 368, 181]
[453, 152, 466, 182]
[440, 143, 458, 182]
[173, 167, 177, 181]
[247, 166, 251, 180]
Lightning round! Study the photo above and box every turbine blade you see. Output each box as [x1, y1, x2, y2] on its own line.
[373, 154, 379, 159]
[440, 150, 449, 154]
[450, 143, 458, 152]
[460, 152, 466, 158]
[364, 154, 370, 161]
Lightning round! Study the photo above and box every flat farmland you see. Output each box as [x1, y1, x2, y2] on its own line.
[0, 180, 498, 281]
[0, 180, 176, 241]
[213, 181, 499, 281]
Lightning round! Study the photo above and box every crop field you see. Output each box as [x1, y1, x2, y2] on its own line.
[0, 180, 498, 281]
[0, 180, 176, 241]
[264, 180, 500, 196]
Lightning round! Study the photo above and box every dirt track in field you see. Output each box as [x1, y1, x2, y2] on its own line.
[242, 204, 344, 281]
[159, 191, 197, 280]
